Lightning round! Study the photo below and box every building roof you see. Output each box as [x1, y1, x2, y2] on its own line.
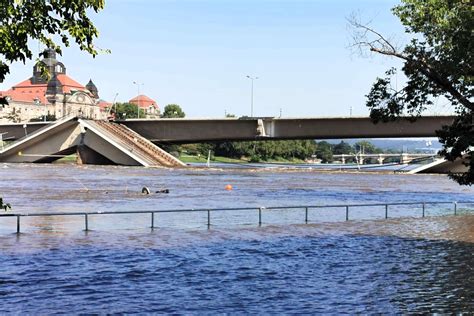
[129, 94, 158, 108]
[1, 74, 90, 105]
[0, 48, 98, 105]
[0, 86, 48, 104]
[97, 100, 113, 110]
[56, 74, 88, 93]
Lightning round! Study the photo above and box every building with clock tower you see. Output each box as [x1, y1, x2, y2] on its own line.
[0, 48, 104, 122]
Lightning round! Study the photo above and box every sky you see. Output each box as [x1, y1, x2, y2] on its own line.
[2, 0, 452, 118]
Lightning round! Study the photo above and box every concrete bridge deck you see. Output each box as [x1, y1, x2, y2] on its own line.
[120, 116, 455, 143]
[0, 116, 455, 143]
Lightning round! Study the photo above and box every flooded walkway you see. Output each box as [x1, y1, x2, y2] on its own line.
[0, 163, 473, 313]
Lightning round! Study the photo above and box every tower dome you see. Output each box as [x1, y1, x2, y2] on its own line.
[86, 79, 99, 99]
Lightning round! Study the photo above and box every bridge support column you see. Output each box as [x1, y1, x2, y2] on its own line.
[378, 155, 384, 165]
[401, 153, 410, 164]
[341, 154, 346, 164]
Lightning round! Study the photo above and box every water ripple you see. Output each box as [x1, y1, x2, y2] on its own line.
[4, 234, 473, 314]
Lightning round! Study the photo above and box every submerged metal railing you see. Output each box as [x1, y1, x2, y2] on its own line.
[0, 200, 473, 234]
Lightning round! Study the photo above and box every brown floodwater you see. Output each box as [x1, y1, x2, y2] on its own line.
[0, 163, 473, 313]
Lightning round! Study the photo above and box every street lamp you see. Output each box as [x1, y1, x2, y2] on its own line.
[112, 92, 119, 119]
[133, 81, 144, 119]
[246, 75, 258, 117]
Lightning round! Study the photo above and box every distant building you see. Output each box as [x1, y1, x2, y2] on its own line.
[97, 100, 113, 112]
[129, 94, 160, 117]
[0, 48, 104, 122]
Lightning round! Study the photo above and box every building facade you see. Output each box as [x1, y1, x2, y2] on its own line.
[0, 49, 104, 122]
[129, 94, 160, 117]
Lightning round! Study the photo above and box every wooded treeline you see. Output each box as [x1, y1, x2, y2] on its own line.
[171, 140, 393, 163]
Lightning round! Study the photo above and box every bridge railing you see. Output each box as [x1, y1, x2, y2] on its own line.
[0, 200, 473, 234]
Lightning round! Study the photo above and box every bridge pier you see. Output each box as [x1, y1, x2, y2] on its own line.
[378, 155, 384, 165]
[401, 153, 410, 164]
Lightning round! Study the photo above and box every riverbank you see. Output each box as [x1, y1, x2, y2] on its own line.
[179, 154, 307, 164]
[53, 153, 308, 165]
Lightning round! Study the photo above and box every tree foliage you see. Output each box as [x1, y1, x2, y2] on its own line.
[180, 140, 391, 164]
[161, 104, 185, 118]
[0, 0, 105, 85]
[208, 140, 317, 162]
[354, 140, 382, 154]
[114, 102, 145, 119]
[333, 141, 353, 155]
[349, 0, 473, 185]
[314, 141, 333, 163]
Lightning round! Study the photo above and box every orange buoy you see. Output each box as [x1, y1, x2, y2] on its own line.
[225, 184, 233, 191]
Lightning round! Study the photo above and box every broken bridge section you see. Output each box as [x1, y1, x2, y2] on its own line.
[0, 117, 185, 168]
[80, 120, 185, 167]
[0, 115, 81, 163]
[406, 157, 468, 174]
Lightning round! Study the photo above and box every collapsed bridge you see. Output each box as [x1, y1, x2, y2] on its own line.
[0, 115, 465, 173]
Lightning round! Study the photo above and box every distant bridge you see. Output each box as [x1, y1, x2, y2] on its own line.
[333, 153, 437, 165]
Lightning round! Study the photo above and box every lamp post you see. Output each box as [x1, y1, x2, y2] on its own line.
[246, 75, 258, 117]
[112, 92, 119, 119]
[133, 81, 144, 119]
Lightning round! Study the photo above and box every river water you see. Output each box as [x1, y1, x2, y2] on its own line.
[0, 163, 473, 313]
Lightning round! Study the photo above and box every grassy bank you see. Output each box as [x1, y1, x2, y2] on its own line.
[50, 153, 308, 165]
[53, 155, 77, 163]
[179, 154, 306, 164]
[179, 155, 245, 164]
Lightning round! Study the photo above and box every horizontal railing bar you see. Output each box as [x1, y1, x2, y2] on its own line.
[1, 200, 473, 218]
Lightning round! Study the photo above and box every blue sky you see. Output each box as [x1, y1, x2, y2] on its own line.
[2, 0, 426, 118]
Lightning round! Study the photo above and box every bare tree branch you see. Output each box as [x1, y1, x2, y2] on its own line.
[347, 12, 474, 112]
[346, 13, 397, 56]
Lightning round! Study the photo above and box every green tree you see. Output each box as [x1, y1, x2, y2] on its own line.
[212, 140, 316, 162]
[354, 141, 381, 154]
[161, 104, 185, 118]
[333, 141, 353, 155]
[349, 0, 473, 184]
[197, 143, 215, 158]
[315, 141, 333, 163]
[0, 0, 105, 90]
[114, 102, 145, 119]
